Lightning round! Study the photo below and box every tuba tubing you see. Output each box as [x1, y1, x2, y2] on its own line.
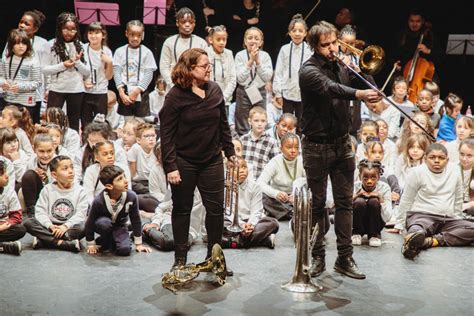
[281, 184, 321, 293]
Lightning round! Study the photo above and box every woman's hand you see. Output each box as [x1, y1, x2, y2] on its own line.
[167, 170, 181, 185]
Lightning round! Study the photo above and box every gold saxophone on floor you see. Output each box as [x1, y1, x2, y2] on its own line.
[281, 180, 321, 293]
[162, 244, 227, 294]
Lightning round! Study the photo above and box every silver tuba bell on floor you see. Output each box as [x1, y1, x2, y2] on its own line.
[281, 179, 322, 293]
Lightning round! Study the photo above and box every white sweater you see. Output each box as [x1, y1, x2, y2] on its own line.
[257, 154, 305, 198]
[354, 181, 393, 222]
[35, 182, 88, 229]
[159, 34, 208, 87]
[206, 47, 237, 104]
[235, 49, 273, 88]
[42, 40, 90, 93]
[395, 163, 464, 230]
[273, 41, 312, 102]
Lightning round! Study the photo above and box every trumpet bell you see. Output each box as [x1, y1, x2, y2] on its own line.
[360, 45, 385, 75]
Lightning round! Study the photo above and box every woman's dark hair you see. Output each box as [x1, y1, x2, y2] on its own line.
[85, 21, 108, 47]
[6, 29, 33, 58]
[0, 127, 18, 156]
[288, 13, 307, 33]
[171, 48, 208, 88]
[358, 158, 383, 176]
[52, 12, 84, 62]
[81, 121, 113, 174]
[99, 165, 124, 187]
[22, 10, 46, 29]
[49, 155, 72, 172]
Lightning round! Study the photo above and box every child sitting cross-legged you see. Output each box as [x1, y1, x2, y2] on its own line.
[23, 155, 87, 253]
[85, 165, 151, 256]
[0, 160, 26, 255]
[352, 159, 392, 247]
[257, 132, 305, 220]
[222, 157, 279, 249]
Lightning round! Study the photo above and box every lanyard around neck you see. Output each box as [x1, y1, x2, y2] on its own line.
[212, 56, 225, 81]
[9, 56, 25, 80]
[173, 35, 193, 62]
[126, 45, 142, 83]
[87, 45, 101, 85]
[288, 41, 305, 79]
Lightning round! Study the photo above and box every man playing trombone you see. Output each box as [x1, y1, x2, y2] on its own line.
[299, 21, 382, 280]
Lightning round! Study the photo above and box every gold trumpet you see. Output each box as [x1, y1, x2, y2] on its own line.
[338, 39, 385, 75]
[281, 181, 321, 293]
[225, 159, 242, 234]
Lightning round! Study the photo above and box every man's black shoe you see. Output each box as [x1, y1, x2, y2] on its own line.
[310, 256, 326, 277]
[334, 255, 366, 279]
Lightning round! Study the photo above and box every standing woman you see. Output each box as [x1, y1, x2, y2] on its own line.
[81, 22, 113, 130]
[159, 48, 235, 271]
[42, 12, 90, 132]
[14, 10, 48, 124]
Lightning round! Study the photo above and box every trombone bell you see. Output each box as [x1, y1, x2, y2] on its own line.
[337, 39, 385, 75]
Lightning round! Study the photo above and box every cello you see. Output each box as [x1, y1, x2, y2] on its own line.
[403, 24, 435, 103]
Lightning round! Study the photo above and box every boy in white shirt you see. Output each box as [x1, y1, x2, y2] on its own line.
[223, 157, 279, 249]
[23, 155, 87, 253]
[127, 122, 157, 194]
[395, 143, 474, 259]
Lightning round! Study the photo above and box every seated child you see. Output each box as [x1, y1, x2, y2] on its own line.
[127, 122, 157, 194]
[375, 119, 397, 169]
[444, 116, 473, 164]
[145, 76, 166, 124]
[85, 165, 151, 255]
[105, 90, 125, 136]
[82, 141, 131, 205]
[395, 143, 474, 259]
[437, 93, 462, 142]
[0, 127, 29, 190]
[0, 105, 35, 157]
[352, 159, 392, 247]
[257, 132, 305, 220]
[0, 160, 25, 255]
[21, 134, 56, 217]
[241, 106, 279, 180]
[395, 134, 430, 191]
[424, 81, 444, 113]
[355, 120, 379, 162]
[415, 89, 440, 129]
[266, 113, 298, 145]
[364, 100, 400, 140]
[459, 137, 474, 220]
[44, 108, 81, 154]
[23, 156, 87, 253]
[222, 157, 279, 249]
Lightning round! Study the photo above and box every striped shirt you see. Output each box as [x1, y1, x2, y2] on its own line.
[0, 55, 41, 106]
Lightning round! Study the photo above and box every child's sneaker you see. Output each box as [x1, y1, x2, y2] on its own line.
[369, 237, 382, 247]
[351, 234, 362, 246]
[0, 241, 22, 255]
[32, 237, 43, 250]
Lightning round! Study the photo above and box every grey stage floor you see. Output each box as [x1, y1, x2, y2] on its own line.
[1, 221, 473, 316]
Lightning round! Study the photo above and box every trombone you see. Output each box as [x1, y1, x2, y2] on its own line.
[225, 160, 242, 234]
[333, 41, 436, 142]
